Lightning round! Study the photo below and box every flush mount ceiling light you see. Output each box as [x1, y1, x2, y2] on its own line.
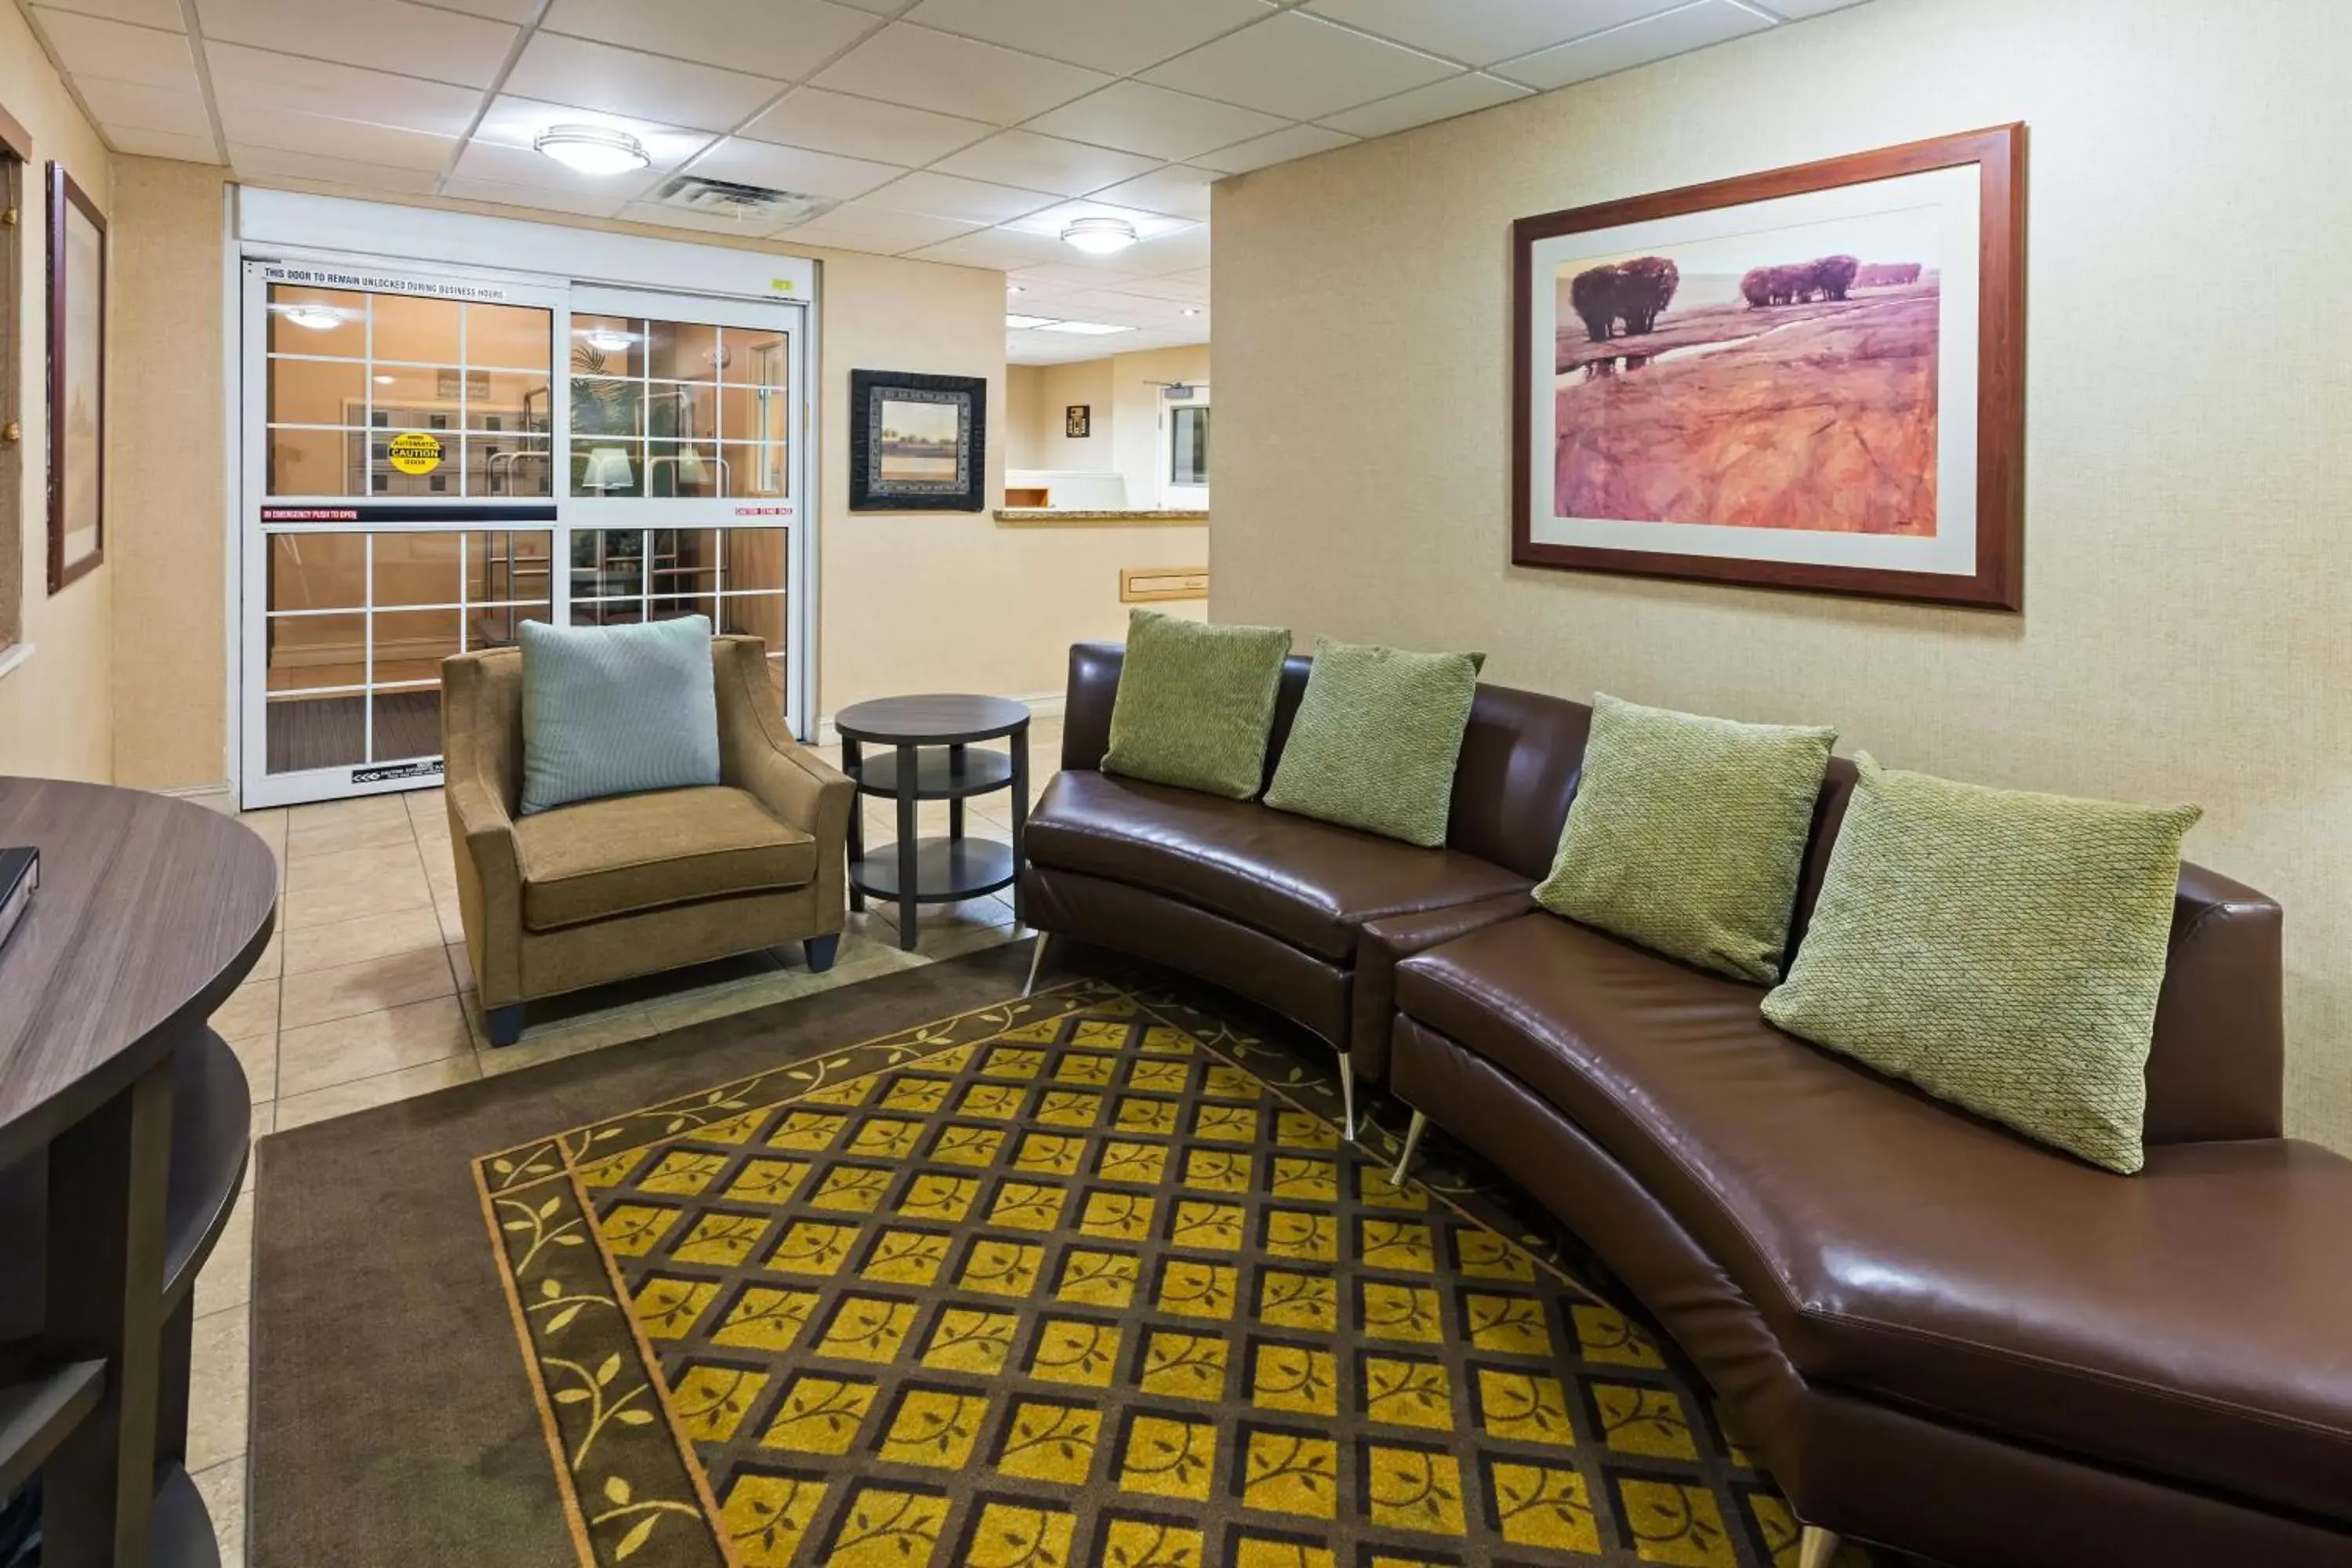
[279, 304, 343, 331]
[581, 328, 636, 353]
[534, 123, 650, 176]
[1060, 216, 1138, 256]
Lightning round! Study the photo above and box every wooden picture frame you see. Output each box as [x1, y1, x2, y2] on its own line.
[46, 162, 105, 593]
[849, 368, 986, 512]
[1513, 124, 2025, 608]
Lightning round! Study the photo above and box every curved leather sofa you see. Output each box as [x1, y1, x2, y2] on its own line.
[1022, 640, 2352, 1566]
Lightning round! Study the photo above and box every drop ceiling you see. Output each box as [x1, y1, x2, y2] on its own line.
[15, 0, 1871, 365]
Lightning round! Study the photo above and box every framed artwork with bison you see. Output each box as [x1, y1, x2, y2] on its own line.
[1513, 124, 2025, 608]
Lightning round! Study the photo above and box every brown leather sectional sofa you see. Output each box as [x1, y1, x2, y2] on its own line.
[1021, 640, 2352, 1567]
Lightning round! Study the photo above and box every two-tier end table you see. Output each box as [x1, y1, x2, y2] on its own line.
[0, 779, 278, 1567]
[835, 695, 1030, 951]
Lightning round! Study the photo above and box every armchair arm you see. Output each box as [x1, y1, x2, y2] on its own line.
[714, 637, 854, 928]
[438, 649, 528, 1009]
[1351, 891, 1537, 1080]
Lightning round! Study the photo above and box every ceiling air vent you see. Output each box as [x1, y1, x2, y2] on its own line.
[651, 173, 831, 227]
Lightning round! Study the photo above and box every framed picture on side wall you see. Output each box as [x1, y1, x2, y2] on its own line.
[849, 369, 985, 511]
[1513, 124, 2025, 608]
[1065, 404, 1090, 438]
[46, 162, 105, 593]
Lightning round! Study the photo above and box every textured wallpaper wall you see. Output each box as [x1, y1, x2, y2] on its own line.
[1211, 0, 2352, 1150]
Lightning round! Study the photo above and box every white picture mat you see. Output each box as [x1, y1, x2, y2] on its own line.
[1526, 163, 1982, 575]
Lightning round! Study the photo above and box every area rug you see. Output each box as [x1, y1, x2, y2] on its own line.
[252, 948, 1844, 1568]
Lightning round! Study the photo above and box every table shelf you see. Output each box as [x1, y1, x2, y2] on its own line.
[0, 1359, 105, 1498]
[162, 1033, 252, 1312]
[851, 838, 1017, 904]
[848, 748, 1014, 802]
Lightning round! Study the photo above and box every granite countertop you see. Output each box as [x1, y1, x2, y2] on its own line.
[994, 508, 1210, 523]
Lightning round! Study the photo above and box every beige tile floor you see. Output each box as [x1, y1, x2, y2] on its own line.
[187, 722, 1059, 1563]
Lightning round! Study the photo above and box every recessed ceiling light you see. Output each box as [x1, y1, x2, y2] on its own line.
[534, 123, 650, 176]
[580, 328, 637, 353]
[1035, 320, 1134, 335]
[1007, 284, 1026, 294]
[1181, 307, 1201, 317]
[278, 304, 343, 331]
[1060, 216, 1138, 256]
[1006, 314, 1054, 329]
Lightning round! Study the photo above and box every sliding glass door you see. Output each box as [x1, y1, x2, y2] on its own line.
[238, 263, 808, 808]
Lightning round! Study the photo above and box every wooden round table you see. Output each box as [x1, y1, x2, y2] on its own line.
[833, 695, 1031, 951]
[0, 779, 278, 1567]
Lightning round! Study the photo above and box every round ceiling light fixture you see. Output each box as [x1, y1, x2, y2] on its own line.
[1060, 216, 1138, 256]
[534, 123, 651, 176]
[582, 328, 636, 353]
[280, 303, 343, 331]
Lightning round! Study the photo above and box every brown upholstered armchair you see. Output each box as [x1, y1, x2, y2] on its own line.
[441, 633, 852, 1046]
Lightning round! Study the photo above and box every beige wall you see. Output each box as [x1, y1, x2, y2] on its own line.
[1212, 0, 2352, 1152]
[1005, 344, 1211, 510]
[0, 2, 113, 782]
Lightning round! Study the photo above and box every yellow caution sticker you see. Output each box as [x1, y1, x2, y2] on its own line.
[388, 431, 442, 475]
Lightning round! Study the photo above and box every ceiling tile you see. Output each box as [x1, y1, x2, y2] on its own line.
[1190, 122, 1354, 175]
[216, 101, 459, 171]
[1025, 81, 1286, 162]
[1086, 272, 1208, 303]
[29, 0, 183, 30]
[502, 31, 784, 132]
[1303, 0, 1679, 67]
[1098, 223, 1211, 274]
[610, 199, 795, 238]
[1758, 0, 1870, 15]
[738, 88, 989, 165]
[195, 0, 517, 89]
[774, 201, 981, 251]
[450, 137, 666, 198]
[1142, 9, 1457, 122]
[438, 173, 633, 220]
[930, 129, 1159, 198]
[1316, 71, 1530, 137]
[31, 11, 198, 90]
[539, 0, 880, 82]
[230, 142, 441, 192]
[810, 24, 1109, 125]
[470, 96, 714, 168]
[684, 137, 904, 199]
[1085, 164, 1217, 221]
[1495, 0, 1773, 89]
[204, 43, 484, 137]
[74, 77, 212, 137]
[107, 126, 220, 162]
[419, 0, 539, 18]
[898, 0, 1272, 76]
[903, 227, 1078, 270]
[862, 169, 1059, 223]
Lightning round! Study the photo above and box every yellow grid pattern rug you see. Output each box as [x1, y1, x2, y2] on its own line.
[474, 978, 1832, 1567]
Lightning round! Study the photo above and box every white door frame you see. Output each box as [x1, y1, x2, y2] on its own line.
[230, 196, 819, 809]
[1160, 380, 1209, 509]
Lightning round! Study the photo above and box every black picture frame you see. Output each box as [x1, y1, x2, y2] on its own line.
[849, 369, 986, 512]
[1065, 404, 1090, 438]
[46, 162, 105, 593]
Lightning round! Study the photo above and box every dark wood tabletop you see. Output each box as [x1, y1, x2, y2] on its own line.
[833, 693, 1031, 745]
[0, 780, 278, 1167]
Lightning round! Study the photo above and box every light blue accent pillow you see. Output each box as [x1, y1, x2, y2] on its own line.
[519, 615, 720, 815]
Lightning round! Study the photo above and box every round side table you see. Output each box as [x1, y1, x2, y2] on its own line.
[835, 695, 1031, 951]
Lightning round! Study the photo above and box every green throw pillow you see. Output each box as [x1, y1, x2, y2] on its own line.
[1762, 757, 2198, 1174]
[520, 615, 720, 815]
[1534, 694, 1835, 983]
[1263, 638, 1485, 847]
[1102, 609, 1292, 799]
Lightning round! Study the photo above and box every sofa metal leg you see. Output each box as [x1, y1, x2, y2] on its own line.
[804, 934, 840, 973]
[1798, 1526, 1841, 1568]
[485, 1004, 525, 1047]
[1391, 1109, 1428, 1188]
[1022, 931, 1051, 998]
[1338, 1051, 1357, 1140]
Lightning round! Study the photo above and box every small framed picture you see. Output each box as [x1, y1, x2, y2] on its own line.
[1065, 404, 1091, 438]
[849, 369, 986, 512]
[47, 162, 106, 593]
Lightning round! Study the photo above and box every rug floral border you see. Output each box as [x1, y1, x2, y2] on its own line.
[469, 975, 1704, 1568]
